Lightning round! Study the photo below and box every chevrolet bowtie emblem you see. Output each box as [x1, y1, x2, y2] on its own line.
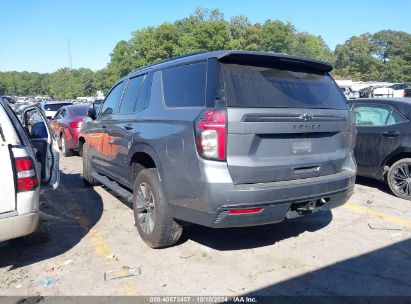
[299, 113, 314, 121]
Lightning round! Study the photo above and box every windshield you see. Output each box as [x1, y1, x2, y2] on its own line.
[221, 63, 347, 109]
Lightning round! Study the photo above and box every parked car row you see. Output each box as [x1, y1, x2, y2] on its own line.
[345, 83, 411, 99]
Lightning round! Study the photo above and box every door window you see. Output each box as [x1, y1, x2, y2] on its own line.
[101, 82, 125, 115]
[135, 74, 152, 112]
[54, 109, 62, 120]
[118, 75, 145, 114]
[61, 109, 67, 118]
[24, 108, 49, 139]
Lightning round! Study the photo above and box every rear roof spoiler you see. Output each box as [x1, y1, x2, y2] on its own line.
[217, 51, 333, 73]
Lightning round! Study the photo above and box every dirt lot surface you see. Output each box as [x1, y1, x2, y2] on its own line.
[0, 155, 410, 296]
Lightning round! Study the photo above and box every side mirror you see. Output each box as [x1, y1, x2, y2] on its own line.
[87, 107, 96, 120]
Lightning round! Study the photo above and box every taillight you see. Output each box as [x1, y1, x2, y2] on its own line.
[195, 109, 226, 161]
[69, 121, 82, 129]
[15, 157, 38, 192]
[228, 208, 264, 215]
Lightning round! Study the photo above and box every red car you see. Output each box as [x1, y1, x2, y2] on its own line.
[50, 104, 89, 156]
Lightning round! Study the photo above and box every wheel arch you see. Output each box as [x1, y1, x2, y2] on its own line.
[385, 152, 411, 167]
[128, 143, 164, 185]
[78, 136, 86, 146]
[382, 149, 411, 178]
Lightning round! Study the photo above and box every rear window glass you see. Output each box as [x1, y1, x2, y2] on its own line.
[43, 103, 71, 111]
[69, 106, 88, 117]
[221, 64, 347, 109]
[162, 63, 206, 107]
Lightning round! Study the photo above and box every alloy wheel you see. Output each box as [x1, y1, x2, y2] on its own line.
[392, 164, 411, 197]
[135, 182, 156, 234]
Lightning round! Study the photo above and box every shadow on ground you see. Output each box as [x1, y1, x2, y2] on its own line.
[244, 238, 411, 298]
[179, 210, 333, 251]
[96, 180, 333, 251]
[0, 171, 103, 270]
[356, 176, 393, 196]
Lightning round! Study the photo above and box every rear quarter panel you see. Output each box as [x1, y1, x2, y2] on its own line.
[130, 98, 207, 211]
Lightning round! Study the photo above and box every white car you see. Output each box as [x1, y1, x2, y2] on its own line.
[0, 98, 59, 243]
[389, 83, 410, 98]
[372, 87, 394, 98]
[40, 101, 72, 119]
[340, 86, 359, 99]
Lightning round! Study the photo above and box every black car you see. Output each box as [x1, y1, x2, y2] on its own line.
[349, 98, 411, 200]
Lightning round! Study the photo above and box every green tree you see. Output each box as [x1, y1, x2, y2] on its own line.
[3, 8, 409, 95]
[370, 30, 411, 63]
[261, 20, 296, 53]
[334, 34, 382, 80]
[292, 33, 334, 62]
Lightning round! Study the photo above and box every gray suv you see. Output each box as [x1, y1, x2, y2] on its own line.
[80, 51, 356, 248]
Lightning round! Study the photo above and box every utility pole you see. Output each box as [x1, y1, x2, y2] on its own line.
[67, 39, 73, 69]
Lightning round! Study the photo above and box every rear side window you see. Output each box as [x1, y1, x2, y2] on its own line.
[352, 105, 390, 126]
[221, 64, 347, 109]
[101, 81, 125, 115]
[387, 109, 407, 125]
[162, 63, 206, 107]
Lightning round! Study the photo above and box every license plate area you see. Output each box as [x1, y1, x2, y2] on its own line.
[291, 139, 312, 153]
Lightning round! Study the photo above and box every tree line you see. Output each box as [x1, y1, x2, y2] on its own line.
[1, 8, 410, 99]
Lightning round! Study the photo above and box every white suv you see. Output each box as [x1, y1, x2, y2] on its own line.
[0, 98, 59, 243]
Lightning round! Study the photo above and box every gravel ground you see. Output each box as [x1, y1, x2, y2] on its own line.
[0, 155, 410, 297]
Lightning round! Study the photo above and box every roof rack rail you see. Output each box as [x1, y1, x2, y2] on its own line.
[127, 51, 207, 76]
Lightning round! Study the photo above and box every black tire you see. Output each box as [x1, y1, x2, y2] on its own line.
[133, 168, 183, 248]
[78, 141, 84, 157]
[82, 143, 99, 186]
[388, 158, 411, 200]
[61, 135, 73, 157]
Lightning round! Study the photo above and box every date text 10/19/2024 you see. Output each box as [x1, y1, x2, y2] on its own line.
[149, 296, 258, 303]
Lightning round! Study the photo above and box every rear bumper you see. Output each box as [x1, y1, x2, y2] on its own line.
[209, 188, 353, 228]
[0, 212, 39, 242]
[171, 163, 355, 228]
